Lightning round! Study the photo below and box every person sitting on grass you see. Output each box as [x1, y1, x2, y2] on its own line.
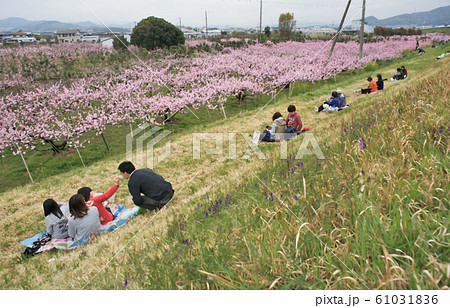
[68, 194, 106, 245]
[376, 74, 387, 91]
[337, 89, 347, 109]
[391, 68, 404, 81]
[261, 111, 286, 142]
[77, 176, 121, 226]
[43, 199, 70, 239]
[118, 161, 174, 211]
[355, 76, 378, 94]
[315, 91, 340, 113]
[401, 65, 408, 79]
[418, 47, 425, 56]
[285, 105, 302, 134]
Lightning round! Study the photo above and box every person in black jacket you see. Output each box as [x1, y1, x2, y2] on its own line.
[376, 74, 385, 90]
[118, 161, 174, 210]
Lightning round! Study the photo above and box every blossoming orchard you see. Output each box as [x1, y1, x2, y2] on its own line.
[0, 33, 448, 164]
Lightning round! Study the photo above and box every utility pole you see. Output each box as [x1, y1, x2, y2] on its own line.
[179, 18, 182, 28]
[259, 0, 262, 43]
[359, 0, 366, 60]
[205, 11, 208, 39]
[329, 0, 352, 58]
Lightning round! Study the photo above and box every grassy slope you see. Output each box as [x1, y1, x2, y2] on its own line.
[0, 45, 448, 289]
[0, 41, 442, 193]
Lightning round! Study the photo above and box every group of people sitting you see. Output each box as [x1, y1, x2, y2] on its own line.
[260, 105, 303, 142]
[354, 65, 407, 95]
[314, 89, 347, 113]
[390, 65, 408, 81]
[42, 161, 174, 245]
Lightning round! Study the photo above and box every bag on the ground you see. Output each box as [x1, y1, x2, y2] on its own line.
[252, 130, 261, 144]
[22, 234, 52, 257]
[260, 130, 275, 142]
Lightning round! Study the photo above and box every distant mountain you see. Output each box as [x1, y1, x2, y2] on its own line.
[0, 17, 130, 33]
[366, 5, 450, 27]
[0, 17, 30, 31]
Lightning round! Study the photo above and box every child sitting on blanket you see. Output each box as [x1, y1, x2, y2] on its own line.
[261, 112, 286, 142]
[285, 105, 303, 133]
[77, 176, 121, 225]
[43, 199, 70, 239]
[68, 194, 107, 244]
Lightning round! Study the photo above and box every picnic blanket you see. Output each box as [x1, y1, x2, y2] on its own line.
[259, 127, 314, 143]
[21, 204, 139, 253]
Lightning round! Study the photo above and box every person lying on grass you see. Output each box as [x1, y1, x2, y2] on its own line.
[261, 111, 286, 142]
[43, 199, 70, 239]
[68, 194, 106, 244]
[314, 91, 340, 113]
[118, 161, 174, 211]
[77, 176, 121, 225]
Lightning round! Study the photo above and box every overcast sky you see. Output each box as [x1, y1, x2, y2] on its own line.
[0, 0, 448, 28]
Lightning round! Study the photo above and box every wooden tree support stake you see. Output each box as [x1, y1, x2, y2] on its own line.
[101, 133, 110, 152]
[15, 145, 33, 183]
[220, 103, 227, 119]
[76, 147, 86, 168]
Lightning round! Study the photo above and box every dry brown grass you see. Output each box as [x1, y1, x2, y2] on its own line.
[1, 57, 448, 289]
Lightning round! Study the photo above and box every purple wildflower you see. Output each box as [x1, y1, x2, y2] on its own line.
[293, 195, 298, 200]
[290, 167, 294, 173]
[81, 251, 86, 256]
[264, 195, 268, 203]
[359, 138, 367, 150]
[438, 130, 443, 134]
[361, 169, 365, 175]
[216, 227, 219, 232]
[123, 279, 128, 287]
[300, 162, 303, 167]
[182, 239, 190, 245]
[269, 192, 274, 201]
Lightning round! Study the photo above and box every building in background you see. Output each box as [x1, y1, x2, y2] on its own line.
[56, 30, 81, 43]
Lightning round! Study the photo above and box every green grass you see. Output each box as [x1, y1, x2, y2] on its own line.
[1, 43, 448, 194]
[85, 66, 448, 289]
[0, 41, 448, 290]
[421, 27, 450, 34]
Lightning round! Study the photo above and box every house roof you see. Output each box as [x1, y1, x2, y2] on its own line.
[56, 30, 80, 35]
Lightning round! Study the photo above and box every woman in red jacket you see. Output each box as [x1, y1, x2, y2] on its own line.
[77, 176, 121, 225]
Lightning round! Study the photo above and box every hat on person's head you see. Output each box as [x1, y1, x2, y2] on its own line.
[367, 76, 373, 81]
[336, 89, 342, 94]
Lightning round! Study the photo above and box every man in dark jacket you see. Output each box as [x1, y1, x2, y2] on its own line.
[118, 161, 174, 210]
